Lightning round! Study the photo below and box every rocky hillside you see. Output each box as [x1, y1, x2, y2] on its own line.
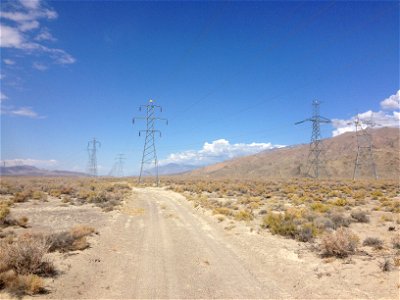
[186, 127, 399, 179]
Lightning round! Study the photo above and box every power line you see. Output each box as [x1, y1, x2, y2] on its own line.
[295, 100, 331, 178]
[167, 3, 397, 137]
[87, 137, 101, 177]
[168, 1, 336, 121]
[133, 99, 168, 186]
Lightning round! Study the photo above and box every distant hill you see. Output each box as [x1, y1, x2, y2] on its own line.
[156, 163, 201, 175]
[186, 127, 399, 179]
[0, 165, 87, 177]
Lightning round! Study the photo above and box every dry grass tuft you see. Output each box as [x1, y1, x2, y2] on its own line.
[320, 227, 359, 258]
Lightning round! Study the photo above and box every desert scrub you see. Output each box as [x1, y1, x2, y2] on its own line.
[350, 210, 370, 223]
[212, 207, 232, 216]
[234, 210, 254, 222]
[320, 227, 359, 258]
[12, 191, 32, 203]
[363, 237, 384, 250]
[0, 234, 56, 296]
[0, 203, 10, 225]
[310, 202, 330, 213]
[392, 235, 400, 249]
[261, 210, 317, 242]
[332, 198, 348, 207]
[48, 225, 95, 252]
[326, 212, 352, 229]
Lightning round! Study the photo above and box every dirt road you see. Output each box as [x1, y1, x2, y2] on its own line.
[40, 187, 395, 299]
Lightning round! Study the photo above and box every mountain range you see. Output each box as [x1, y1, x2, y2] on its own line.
[185, 127, 399, 179]
[0, 165, 87, 177]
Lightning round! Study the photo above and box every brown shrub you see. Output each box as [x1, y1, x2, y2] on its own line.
[0, 204, 10, 225]
[320, 228, 359, 258]
[0, 234, 50, 275]
[0, 270, 45, 295]
[48, 225, 95, 252]
[16, 216, 29, 228]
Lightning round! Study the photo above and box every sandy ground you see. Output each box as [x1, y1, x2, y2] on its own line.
[2, 187, 399, 299]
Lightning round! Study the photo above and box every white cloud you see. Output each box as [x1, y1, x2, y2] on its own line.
[0, 24, 24, 48]
[32, 61, 47, 70]
[332, 91, 400, 136]
[1, 106, 44, 118]
[19, 0, 41, 10]
[3, 58, 15, 65]
[0, 92, 8, 101]
[381, 90, 400, 110]
[332, 111, 399, 136]
[1, 158, 57, 168]
[160, 139, 285, 166]
[0, 0, 74, 65]
[34, 27, 56, 41]
[18, 20, 39, 32]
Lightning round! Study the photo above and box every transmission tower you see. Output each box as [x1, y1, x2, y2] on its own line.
[108, 154, 126, 177]
[350, 115, 377, 180]
[295, 100, 331, 178]
[115, 154, 126, 177]
[87, 137, 101, 177]
[133, 99, 168, 186]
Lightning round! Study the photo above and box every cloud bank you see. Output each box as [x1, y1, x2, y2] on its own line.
[1, 158, 57, 168]
[160, 139, 285, 166]
[331, 90, 400, 136]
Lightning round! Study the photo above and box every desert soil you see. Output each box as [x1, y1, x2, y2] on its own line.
[2, 187, 398, 299]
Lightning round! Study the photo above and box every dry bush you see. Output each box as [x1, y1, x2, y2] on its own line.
[0, 234, 51, 275]
[380, 259, 393, 272]
[12, 191, 32, 203]
[328, 212, 351, 229]
[363, 237, 384, 250]
[392, 235, 400, 249]
[16, 217, 29, 228]
[0, 270, 45, 296]
[212, 207, 232, 216]
[320, 228, 359, 258]
[234, 210, 254, 222]
[351, 210, 370, 223]
[0, 204, 10, 225]
[48, 225, 95, 252]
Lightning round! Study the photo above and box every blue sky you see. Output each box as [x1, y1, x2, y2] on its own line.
[1, 0, 399, 175]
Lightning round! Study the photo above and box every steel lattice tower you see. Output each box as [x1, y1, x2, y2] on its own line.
[133, 99, 168, 185]
[115, 153, 126, 177]
[351, 115, 377, 180]
[108, 153, 126, 177]
[87, 137, 101, 177]
[295, 100, 331, 178]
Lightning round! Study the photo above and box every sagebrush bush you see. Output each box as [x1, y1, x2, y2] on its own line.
[320, 227, 359, 258]
[262, 211, 317, 242]
[328, 212, 351, 229]
[48, 225, 95, 252]
[363, 237, 383, 249]
[351, 210, 370, 223]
